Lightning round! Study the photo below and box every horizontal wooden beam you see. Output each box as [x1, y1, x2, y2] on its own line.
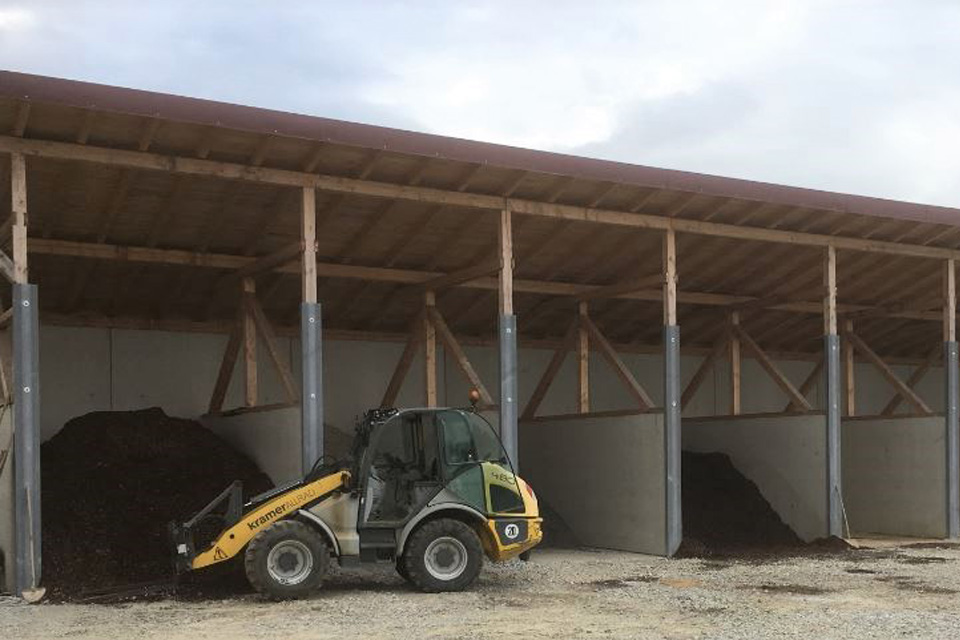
[575, 273, 664, 302]
[26, 237, 943, 321]
[417, 256, 501, 293]
[232, 242, 302, 280]
[3, 135, 960, 261]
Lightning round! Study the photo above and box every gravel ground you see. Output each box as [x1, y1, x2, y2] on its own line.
[3, 544, 960, 639]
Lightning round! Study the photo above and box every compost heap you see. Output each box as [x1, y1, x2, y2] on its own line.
[41, 408, 274, 600]
[537, 501, 581, 549]
[678, 451, 805, 557]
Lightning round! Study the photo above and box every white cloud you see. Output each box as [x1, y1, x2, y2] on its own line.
[0, 6, 35, 31]
[1, 0, 959, 206]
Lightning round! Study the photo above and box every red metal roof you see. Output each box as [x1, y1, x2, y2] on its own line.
[1, 69, 957, 226]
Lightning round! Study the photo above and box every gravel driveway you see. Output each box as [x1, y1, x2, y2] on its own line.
[3, 544, 960, 639]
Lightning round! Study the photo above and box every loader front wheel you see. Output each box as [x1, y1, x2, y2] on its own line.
[245, 521, 328, 599]
[401, 518, 482, 592]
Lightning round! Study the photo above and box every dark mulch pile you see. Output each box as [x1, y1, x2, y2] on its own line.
[538, 500, 581, 549]
[41, 408, 274, 602]
[677, 451, 849, 558]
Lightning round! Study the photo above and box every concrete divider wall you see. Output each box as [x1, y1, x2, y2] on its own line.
[842, 416, 947, 538]
[519, 412, 667, 555]
[203, 406, 303, 485]
[683, 414, 828, 542]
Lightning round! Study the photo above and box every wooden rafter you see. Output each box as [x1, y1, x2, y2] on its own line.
[7, 134, 960, 261]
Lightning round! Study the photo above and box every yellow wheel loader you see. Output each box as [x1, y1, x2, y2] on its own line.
[170, 408, 542, 599]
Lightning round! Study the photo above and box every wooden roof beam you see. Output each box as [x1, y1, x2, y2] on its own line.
[5, 135, 960, 261]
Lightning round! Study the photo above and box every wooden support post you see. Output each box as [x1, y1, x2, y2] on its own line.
[843, 318, 856, 416]
[242, 278, 257, 408]
[662, 227, 681, 556]
[823, 244, 843, 538]
[301, 187, 317, 303]
[944, 257, 960, 538]
[499, 208, 514, 316]
[11, 152, 27, 283]
[663, 229, 678, 326]
[299, 185, 323, 472]
[499, 206, 519, 468]
[729, 311, 741, 415]
[577, 301, 590, 413]
[945, 259, 957, 344]
[424, 291, 438, 407]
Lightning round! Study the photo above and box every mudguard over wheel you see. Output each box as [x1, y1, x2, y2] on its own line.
[401, 518, 483, 592]
[244, 520, 329, 599]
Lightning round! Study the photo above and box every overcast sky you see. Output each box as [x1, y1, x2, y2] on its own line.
[2, 1, 959, 207]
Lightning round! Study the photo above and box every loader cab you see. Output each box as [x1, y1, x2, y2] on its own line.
[356, 408, 524, 557]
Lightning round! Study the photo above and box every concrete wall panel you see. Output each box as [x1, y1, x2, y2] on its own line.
[203, 407, 303, 485]
[519, 412, 667, 555]
[842, 416, 947, 538]
[683, 414, 828, 542]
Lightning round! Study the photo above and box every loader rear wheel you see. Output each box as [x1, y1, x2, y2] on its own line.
[401, 518, 482, 592]
[245, 521, 328, 599]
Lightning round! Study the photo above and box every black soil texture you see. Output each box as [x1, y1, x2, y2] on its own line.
[677, 451, 849, 558]
[537, 500, 581, 549]
[41, 408, 274, 602]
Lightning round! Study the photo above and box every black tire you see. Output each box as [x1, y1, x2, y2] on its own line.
[244, 521, 328, 600]
[396, 558, 411, 583]
[401, 518, 483, 593]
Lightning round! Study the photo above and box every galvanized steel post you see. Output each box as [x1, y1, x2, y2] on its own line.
[13, 283, 40, 597]
[300, 303, 323, 475]
[946, 341, 959, 538]
[499, 314, 518, 470]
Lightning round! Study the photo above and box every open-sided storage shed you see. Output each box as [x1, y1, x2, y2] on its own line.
[2, 70, 960, 595]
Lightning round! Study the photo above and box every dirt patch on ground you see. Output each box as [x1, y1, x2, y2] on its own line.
[588, 576, 656, 589]
[41, 408, 274, 602]
[745, 583, 834, 596]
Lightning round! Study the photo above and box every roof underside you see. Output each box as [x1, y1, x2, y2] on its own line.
[1, 71, 959, 361]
